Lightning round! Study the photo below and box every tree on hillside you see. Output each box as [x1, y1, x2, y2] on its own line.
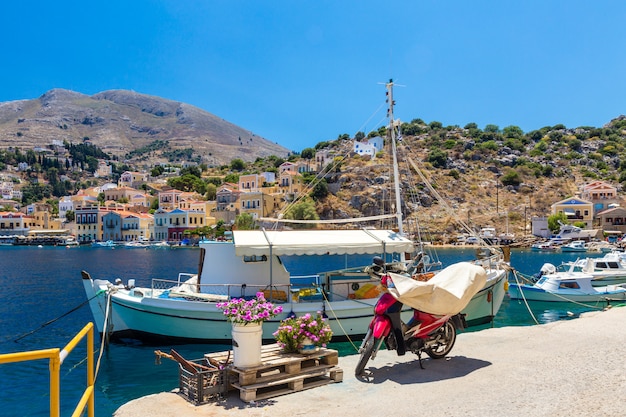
[547, 212, 568, 233]
[283, 199, 319, 229]
[501, 170, 522, 187]
[205, 183, 217, 200]
[427, 149, 448, 169]
[167, 174, 206, 194]
[235, 213, 256, 230]
[230, 158, 245, 171]
[301, 148, 315, 160]
[310, 179, 329, 200]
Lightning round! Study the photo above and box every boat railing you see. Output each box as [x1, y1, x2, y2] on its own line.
[472, 253, 505, 272]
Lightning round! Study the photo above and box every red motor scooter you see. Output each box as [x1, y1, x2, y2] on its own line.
[355, 259, 466, 376]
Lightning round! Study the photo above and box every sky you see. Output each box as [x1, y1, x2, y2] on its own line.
[2, 1, 626, 153]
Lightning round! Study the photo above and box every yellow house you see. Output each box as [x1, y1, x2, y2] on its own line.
[30, 208, 63, 230]
[551, 197, 594, 228]
[278, 171, 305, 201]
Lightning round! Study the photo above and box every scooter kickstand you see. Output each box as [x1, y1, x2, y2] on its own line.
[417, 351, 425, 369]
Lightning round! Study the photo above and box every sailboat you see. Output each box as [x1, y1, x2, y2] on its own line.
[81, 80, 509, 344]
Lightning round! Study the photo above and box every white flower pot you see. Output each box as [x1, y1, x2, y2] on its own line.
[231, 323, 263, 368]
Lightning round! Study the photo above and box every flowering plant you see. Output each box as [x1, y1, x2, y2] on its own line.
[216, 292, 283, 325]
[273, 312, 333, 353]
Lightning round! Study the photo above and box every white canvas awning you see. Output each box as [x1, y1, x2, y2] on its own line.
[233, 229, 414, 257]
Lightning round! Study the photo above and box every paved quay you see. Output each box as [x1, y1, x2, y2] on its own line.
[114, 306, 626, 417]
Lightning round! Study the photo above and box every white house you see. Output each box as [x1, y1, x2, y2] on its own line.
[58, 196, 74, 222]
[353, 136, 384, 158]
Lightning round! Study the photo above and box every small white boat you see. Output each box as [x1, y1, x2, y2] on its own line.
[564, 252, 626, 286]
[151, 241, 170, 249]
[560, 240, 587, 252]
[124, 241, 150, 248]
[509, 273, 626, 303]
[531, 242, 559, 252]
[92, 240, 115, 248]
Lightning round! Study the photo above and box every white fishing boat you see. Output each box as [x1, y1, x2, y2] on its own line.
[531, 241, 560, 252]
[92, 240, 115, 248]
[564, 252, 626, 286]
[560, 240, 587, 252]
[124, 239, 150, 248]
[81, 80, 509, 344]
[508, 273, 626, 303]
[151, 241, 170, 249]
[82, 229, 508, 343]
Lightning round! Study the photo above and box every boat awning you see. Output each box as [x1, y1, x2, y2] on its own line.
[232, 229, 414, 257]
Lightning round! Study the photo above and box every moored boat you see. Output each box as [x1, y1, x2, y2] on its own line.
[565, 252, 626, 286]
[82, 229, 508, 343]
[508, 273, 626, 303]
[92, 240, 116, 248]
[560, 240, 587, 252]
[531, 241, 560, 252]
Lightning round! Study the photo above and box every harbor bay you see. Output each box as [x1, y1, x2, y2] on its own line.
[0, 246, 613, 416]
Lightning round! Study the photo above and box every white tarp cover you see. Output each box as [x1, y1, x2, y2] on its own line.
[386, 262, 487, 315]
[232, 229, 414, 257]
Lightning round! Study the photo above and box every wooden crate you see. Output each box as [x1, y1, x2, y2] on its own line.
[205, 344, 343, 402]
[178, 359, 227, 405]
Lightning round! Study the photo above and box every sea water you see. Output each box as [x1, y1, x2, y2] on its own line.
[0, 246, 609, 416]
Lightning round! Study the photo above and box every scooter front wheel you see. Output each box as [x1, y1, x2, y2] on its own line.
[355, 334, 379, 376]
[424, 320, 457, 359]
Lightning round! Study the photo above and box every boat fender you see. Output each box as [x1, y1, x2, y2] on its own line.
[504, 281, 509, 291]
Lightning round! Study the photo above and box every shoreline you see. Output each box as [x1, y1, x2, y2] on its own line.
[114, 305, 626, 417]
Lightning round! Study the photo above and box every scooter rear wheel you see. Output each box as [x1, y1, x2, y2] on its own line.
[424, 320, 456, 359]
[355, 335, 379, 376]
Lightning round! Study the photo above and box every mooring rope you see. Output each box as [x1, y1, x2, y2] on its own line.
[94, 290, 113, 379]
[320, 289, 362, 353]
[10, 289, 106, 343]
[511, 270, 540, 325]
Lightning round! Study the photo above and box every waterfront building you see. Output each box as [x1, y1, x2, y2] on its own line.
[0, 211, 29, 236]
[595, 206, 626, 235]
[152, 208, 169, 242]
[551, 197, 594, 228]
[74, 205, 101, 243]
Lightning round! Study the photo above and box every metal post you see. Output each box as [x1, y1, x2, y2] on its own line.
[496, 180, 499, 215]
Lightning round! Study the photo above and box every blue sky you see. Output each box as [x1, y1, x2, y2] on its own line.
[2, 1, 626, 152]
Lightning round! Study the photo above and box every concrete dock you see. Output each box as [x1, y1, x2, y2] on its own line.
[114, 305, 626, 417]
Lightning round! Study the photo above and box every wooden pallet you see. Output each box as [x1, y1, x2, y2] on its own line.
[205, 344, 343, 402]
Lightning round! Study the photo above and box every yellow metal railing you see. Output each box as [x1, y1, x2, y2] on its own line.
[0, 322, 95, 417]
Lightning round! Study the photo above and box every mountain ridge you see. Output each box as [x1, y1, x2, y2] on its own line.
[0, 88, 290, 166]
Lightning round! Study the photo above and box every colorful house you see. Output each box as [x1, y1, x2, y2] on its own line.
[551, 197, 594, 228]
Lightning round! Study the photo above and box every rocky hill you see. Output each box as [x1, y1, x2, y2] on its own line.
[310, 116, 626, 242]
[0, 89, 290, 166]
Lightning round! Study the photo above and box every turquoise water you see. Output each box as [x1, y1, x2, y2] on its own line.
[0, 246, 616, 416]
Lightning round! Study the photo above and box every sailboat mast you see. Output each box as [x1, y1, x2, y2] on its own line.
[386, 79, 404, 235]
